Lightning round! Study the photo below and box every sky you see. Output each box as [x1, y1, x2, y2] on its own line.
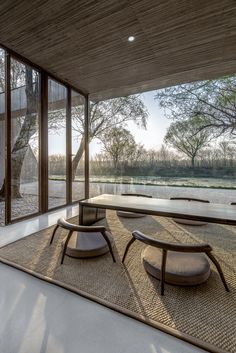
[89, 90, 170, 157]
[48, 90, 171, 156]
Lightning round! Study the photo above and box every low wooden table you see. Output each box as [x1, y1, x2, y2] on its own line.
[79, 194, 236, 226]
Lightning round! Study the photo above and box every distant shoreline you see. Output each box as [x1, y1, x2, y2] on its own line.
[90, 181, 236, 189]
[48, 177, 236, 190]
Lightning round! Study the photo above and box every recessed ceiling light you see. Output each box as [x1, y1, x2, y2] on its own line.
[128, 36, 135, 42]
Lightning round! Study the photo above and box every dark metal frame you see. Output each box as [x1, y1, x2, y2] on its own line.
[40, 71, 49, 213]
[84, 95, 90, 199]
[66, 88, 72, 204]
[4, 51, 11, 224]
[1, 45, 88, 226]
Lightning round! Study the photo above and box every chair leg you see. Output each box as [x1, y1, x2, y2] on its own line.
[61, 230, 74, 265]
[101, 231, 116, 263]
[160, 249, 167, 296]
[206, 252, 230, 292]
[122, 237, 136, 263]
[50, 224, 59, 245]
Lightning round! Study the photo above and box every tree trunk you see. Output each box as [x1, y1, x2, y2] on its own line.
[72, 136, 85, 181]
[0, 181, 5, 200]
[113, 155, 119, 173]
[191, 156, 195, 168]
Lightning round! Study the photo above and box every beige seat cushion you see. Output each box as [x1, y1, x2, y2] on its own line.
[66, 231, 113, 258]
[116, 210, 146, 218]
[142, 246, 211, 286]
[172, 218, 208, 226]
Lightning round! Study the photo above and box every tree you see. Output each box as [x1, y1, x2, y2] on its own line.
[218, 140, 236, 167]
[164, 116, 213, 167]
[155, 76, 236, 137]
[71, 96, 148, 179]
[0, 61, 39, 199]
[100, 127, 142, 172]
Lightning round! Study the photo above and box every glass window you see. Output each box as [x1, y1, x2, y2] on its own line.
[11, 58, 40, 220]
[48, 78, 67, 209]
[88, 97, 147, 197]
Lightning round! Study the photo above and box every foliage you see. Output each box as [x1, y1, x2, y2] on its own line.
[100, 127, 144, 171]
[71, 95, 148, 178]
[43, 136, 236, 180]
[164, 116, 213, 167]
[155, 76, 236, 136]
[90, 140, 236, 178]
[73, 95, 148, 137]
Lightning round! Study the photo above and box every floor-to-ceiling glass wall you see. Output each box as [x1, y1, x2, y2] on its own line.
[0, 47, 86, 226]
[89, 85, 236, 204]
[0, 48, 5, 225]
[48, 78, 67, 209]
[10, 58, 40, 220]
[71, 90, 85, 201]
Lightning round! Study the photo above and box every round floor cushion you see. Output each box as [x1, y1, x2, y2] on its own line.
[172, 218, 207, 226]
[141, 246, 211, 286]
[116, 210, 146, 218]
[66, 231, 114, 258]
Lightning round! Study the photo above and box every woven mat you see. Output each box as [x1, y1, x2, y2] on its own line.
[0, 211, 235, 353]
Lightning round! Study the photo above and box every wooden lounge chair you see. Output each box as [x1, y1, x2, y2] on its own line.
[170, 197, 210, 226]
[116, 193, 152, 218]
[122, 230, 229, 295]
[50, 218, 116, 264]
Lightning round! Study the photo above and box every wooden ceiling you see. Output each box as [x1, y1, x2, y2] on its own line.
[0, 0, 236, 100]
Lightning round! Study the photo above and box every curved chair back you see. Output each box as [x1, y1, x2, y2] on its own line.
[57, 217, 107, 233]
[170, 197, 209, 203]
[121, 193, 152, 198]
[50, 218, 116, 264]
[131, 230, 211, 252]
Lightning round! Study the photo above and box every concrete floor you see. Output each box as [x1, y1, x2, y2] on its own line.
[0, 206, 206, 353]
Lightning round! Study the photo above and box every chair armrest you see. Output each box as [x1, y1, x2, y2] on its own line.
[132, 230, 212, 253]
[57, 218, 106, 233]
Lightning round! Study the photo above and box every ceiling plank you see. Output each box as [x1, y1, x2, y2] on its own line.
[0, 0, 236, 100]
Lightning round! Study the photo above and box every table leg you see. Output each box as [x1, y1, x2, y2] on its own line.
[79, 204, 106, 225]
[79, 203, 84, 225]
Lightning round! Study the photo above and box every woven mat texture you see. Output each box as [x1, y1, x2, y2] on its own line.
[0, 211, 235, 353]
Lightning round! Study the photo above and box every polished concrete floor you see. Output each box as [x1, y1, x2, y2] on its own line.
[0, 206, 206, 353]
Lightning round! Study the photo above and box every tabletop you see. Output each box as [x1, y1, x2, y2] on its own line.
[79, 194, 236, 225]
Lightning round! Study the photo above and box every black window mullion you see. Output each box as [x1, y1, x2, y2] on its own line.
[5, 51, 11, 224]
[84, 95, 89, 199]
[66, 87, 72, 204]
[39, 71, 48, 213]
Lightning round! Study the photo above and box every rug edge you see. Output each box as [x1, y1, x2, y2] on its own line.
[0, 256, 229, 353]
